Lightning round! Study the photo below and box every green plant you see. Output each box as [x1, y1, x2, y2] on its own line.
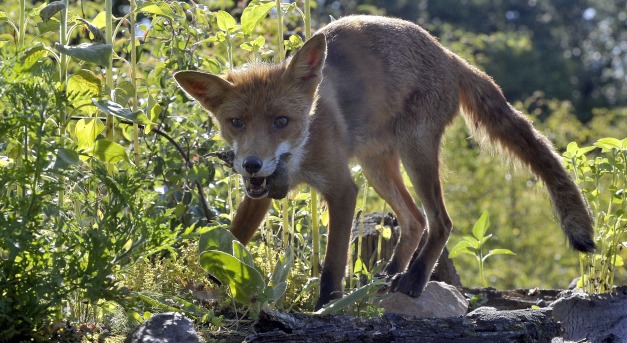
[197, 227, 293, 319]
[563, 137, 626, 293]
[449, 211, 516, 287]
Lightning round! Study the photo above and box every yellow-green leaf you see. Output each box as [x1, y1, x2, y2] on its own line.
[92, 139, 130, 164]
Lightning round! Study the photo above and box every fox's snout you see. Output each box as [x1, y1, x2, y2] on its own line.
[242, 156, 263, 174]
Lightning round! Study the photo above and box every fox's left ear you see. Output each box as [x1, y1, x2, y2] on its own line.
[284, 33, 327, 92]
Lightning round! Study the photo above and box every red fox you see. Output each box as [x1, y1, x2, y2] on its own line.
[175, 15, 595, 310]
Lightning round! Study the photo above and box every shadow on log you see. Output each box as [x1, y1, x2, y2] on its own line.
[247, 307, 560, 342]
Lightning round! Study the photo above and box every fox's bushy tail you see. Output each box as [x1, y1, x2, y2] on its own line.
[456, 60, 595, 253]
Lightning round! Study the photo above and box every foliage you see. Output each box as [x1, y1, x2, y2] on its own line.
[563, 138, 627, 293]
[1, 0, 626, 340]
[449, 211, 516, 287]
[197, 227, 293, 319]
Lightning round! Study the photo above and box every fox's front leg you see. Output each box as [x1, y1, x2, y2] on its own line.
[315, 180, 358, 310]
[231, 196, 272, 245]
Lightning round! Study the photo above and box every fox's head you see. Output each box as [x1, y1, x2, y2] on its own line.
[174, 34, 327, 199]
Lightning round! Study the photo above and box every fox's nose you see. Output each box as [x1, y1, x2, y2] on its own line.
[242, 156, 263, 174]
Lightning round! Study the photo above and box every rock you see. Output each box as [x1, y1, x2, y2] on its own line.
[125, 312, 201, 343]
[551, 287, 627, 343]
[379, 281, 468, 317]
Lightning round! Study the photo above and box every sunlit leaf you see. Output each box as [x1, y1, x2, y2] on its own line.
[216, 10, 236, 32]
[75, 118, 104, 151]
[68, 69, 102, 104]
[199, 250, 266, 305]
[449, 240, 475, 258]
[316, 281, 385, 314]
[92, 139, 130, 164]
[198, 227, 236, 255]
[241, 1, 275, 34]
[594, 138, 622, 150]
[472, 211, 490, 240]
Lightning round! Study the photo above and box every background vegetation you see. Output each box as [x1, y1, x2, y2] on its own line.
[1, 0, 625, 341]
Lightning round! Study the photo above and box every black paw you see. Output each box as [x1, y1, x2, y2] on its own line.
[388, 272, 427, 298]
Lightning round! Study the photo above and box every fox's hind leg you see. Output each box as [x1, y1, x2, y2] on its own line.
[359, 151, 427, 277]
[391, 136, 453, 297]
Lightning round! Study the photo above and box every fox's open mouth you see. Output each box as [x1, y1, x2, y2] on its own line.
[242, 153, 291, 200]
[244, 176, 269, 199]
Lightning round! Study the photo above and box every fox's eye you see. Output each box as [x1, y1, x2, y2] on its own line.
[230, 118, 244, 129]
[273, 116, 289, 129]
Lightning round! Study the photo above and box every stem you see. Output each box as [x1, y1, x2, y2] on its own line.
[311, 188, 319, 276]
[19, 0, 26, 50]
[130, 0, 140, 166]
[357, 182, 368, 267]
[282, 197, 289, 249]
[58, 0, 69, 208]
[275, 0, 284, 61]
[304, 0, 311, 39]
[104, 0, 114, 168]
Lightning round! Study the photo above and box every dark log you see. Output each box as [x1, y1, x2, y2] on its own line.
[246, 307, 560, 342]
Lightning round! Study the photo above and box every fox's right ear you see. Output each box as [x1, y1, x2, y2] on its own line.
[174, 71, 234, 113]
[284, 33, 327, 94]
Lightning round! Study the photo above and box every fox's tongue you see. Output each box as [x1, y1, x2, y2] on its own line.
[245, 177, 268, 198]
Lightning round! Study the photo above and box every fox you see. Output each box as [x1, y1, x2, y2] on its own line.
[174, 15, 595, 310]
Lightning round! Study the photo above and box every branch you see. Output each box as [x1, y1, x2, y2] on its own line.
[69, 116, 214, 222]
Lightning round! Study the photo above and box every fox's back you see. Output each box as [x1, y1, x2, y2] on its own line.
[314, 16, 460, 154]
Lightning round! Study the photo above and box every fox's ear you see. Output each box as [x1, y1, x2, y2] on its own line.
[284, 33, 326, 91]
[174, 71, 234, 113]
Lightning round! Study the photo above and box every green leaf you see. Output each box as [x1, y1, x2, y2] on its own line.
[198, 227, 236, 255]
[199, 250, 266, 305]
[18, 43, 49, 72]
[54, 42, 112, 66]
[241, 1, 275, 34]
[0, 11, 7, 22]
[216, 10, 236, 32]
[76, 18, 105, 43]
[316, 281, 385, 314]
[114, 81, 135, 107]
[376, 224, 392, 240]
[270, 245, 293, 288]
[272, 282, 288, 302]
[92, 99, 153, 125]
[472, 211, 490, 240]
[232, 241, 255, 268]
[53, 148, 80, 170]
[75, 118, 104, 151]
[353, 258, 368, 275]
[92, 11, 107, 29]
[140, 2, 179, 21]
[594, 138, 623, 150]
[449, 240, 476, 258]
[92, 139, 130, 164]
[483, 248, 516, 262]
[39, 1, 66, 22]
[68, 70, 102, 105]
[284, 34, 304, 51]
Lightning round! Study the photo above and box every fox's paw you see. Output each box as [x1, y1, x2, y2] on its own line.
[388, 271, 428, 298]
